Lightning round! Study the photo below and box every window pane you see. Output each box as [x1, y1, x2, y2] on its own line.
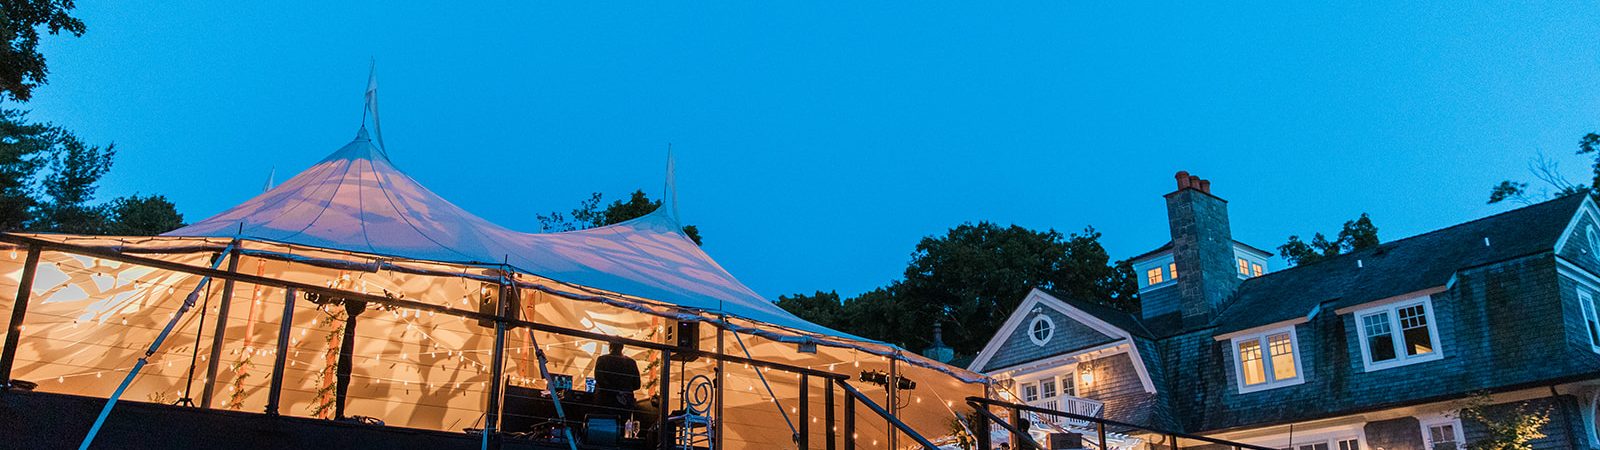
[1022, 383, 1038, 402]
[1238, 258, 1250, 275]
[1169, 262, 1178, 280]
[1338, 439, 1359, 450]
[1041, 378, 1057, 399]
[1252, 263, 1264, 277]
[1300, 443, 1329, 450]
[1032, 320, 1051, 342]
[1398, 304, 1434, 356]
[1363, 313, 1396, 362]
[1429, 424, 1458, 450]
[1060, 375, 1076, 397]
[1147, 268, 1164, 285]
[1238, 339, 1266, 385]
[1268, 333, 1297, 380]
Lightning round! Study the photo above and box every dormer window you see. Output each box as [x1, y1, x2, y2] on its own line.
[1237, 258, 1250, 276]
[1146, 268, 1165, 285]
[1354, 296, 1443, 371]
[1231, 326, 1303, 393]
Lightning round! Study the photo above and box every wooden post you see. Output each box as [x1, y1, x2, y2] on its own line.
[844, 394, 855, 450]
[715, 316, 726, 450]
[799, 373, 810, 448]
[200, 247, 241, 408]
[265, 288, 295, 415]
[826, 377, 837, 450]
[1010, 405, 1024, 449]
[0, 243, 40, 388]
[333, 299, 367, 420]
[1097, 421, 1108, 450]
[659, 348, 673, 450]
[975, 400, 991, 450]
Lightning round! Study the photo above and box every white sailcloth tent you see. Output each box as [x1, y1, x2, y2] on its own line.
[0, 91, 986, 448]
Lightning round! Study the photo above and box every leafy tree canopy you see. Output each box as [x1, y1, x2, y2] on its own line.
[105, 194, 184, 235]
[0, 0, 87, 102]
[0, 109, 180, 234]
[1278, 213, 1379, 266]
[1488, 133, 1600, 204]
[779, 222, 1137, 357]
[537, 190, 701, 245]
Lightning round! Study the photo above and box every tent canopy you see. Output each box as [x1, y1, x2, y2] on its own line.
[161, 126, 914, 353]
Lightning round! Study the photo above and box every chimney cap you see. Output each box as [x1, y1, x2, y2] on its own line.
[1174, 170, 1215, 195]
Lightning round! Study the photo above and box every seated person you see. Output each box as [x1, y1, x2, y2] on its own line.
[593, 342, 641, 410]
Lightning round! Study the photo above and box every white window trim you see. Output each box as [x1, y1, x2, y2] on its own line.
[1579, 287, 1600, 353]
[1230, 326, 1305, 393]
[1028, 314, 1056, 346]
[1419, 415, 1466, 450]
[1353, 296, 1444, 372]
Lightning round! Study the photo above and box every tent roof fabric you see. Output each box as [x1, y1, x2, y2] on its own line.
[166, 128, 858, 342]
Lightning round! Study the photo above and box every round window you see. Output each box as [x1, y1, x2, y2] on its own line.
[1028, 315, 1055, 346]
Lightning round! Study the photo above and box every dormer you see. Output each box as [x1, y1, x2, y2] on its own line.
[1233, 243, 1272, 279]
[1131, 172, 1270, 325]
[1130, 241, 1271, 292]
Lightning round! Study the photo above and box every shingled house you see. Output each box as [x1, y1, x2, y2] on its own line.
[969, 172, 1600, 450]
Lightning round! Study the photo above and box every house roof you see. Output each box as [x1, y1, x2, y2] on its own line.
[1127, 239, 1272, 264]
[1210, 192, 1588, 335]
[1044, 288, 1153, 339]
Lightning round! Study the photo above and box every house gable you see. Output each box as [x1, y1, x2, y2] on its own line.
[1556, 196, 1600, 275]
[970, 290, 1157, 395]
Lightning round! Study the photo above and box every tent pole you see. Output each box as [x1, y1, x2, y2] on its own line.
[333, 298, 367, 420]
[887, 354, 899, 449]
[79, 242, 235, 450]
[659, 347, 672, 450]
[265, 288, 295, 416]
[177, 273, 215, 406]
[715, 315, 726, 450]
[482, 282, 510, 450]
[0, 243, 41, 389]
[200, 246, 242, 408]
[844, 391, 855, 450]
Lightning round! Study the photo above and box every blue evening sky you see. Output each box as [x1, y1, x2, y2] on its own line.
[24, 2, 1600, 300]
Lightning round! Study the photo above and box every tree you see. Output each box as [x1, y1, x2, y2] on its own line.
[1455, 392, 1550, 450]
[790, 223, 1138, 355]
[30, 125, 112, 233]
[0, 0, 88, 102]
[536, 190, 702, 245]
[104, 194, 184, 235]
[0, 108, 52, 229]
[1279, 213, 1379, 266]
[1488, 133, 1600, 205]
[775, 291, 846, 331]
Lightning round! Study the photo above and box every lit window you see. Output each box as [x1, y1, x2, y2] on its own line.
[1028, 315, 1055, 346]
[1424, 420, 1464, 450]
[1059, 373, 1077, 398]
[1169, 262, 1178, 280]
[1238, 258, 1250, 276]
[1232, 327, 1302, 392]
[1252, 263, 1264, 277]
[1147, 268, 1164, 285]
[1268, 333, 1297, 380]
[1238, 339, 1265, 385]
[1354, 297, 1443, 371]
[1580, 289, 1600, 350]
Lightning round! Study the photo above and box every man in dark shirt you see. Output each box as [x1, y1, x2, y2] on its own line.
[594, 342, 641, 409]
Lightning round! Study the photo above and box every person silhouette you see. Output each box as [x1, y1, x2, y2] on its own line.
[594, 342, 641, 410]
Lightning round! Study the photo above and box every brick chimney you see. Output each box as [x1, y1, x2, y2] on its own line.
[1165, 171, 1239, 327]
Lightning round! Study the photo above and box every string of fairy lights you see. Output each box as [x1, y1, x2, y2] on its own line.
[7, 250, 951, 449]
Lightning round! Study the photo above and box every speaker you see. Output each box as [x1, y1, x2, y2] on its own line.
[1048, 432, 1084, 450]
[583, 415, 619, 446]
[664, 320, 700, 361]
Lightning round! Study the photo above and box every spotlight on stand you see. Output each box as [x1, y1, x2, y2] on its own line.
[858, 370, 916, 391]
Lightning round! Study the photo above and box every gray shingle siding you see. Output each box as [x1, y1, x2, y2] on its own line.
[1080, 353, 1153, 426]
[983, 305, 1118, 372]
[1143, 285, 1182, 324]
